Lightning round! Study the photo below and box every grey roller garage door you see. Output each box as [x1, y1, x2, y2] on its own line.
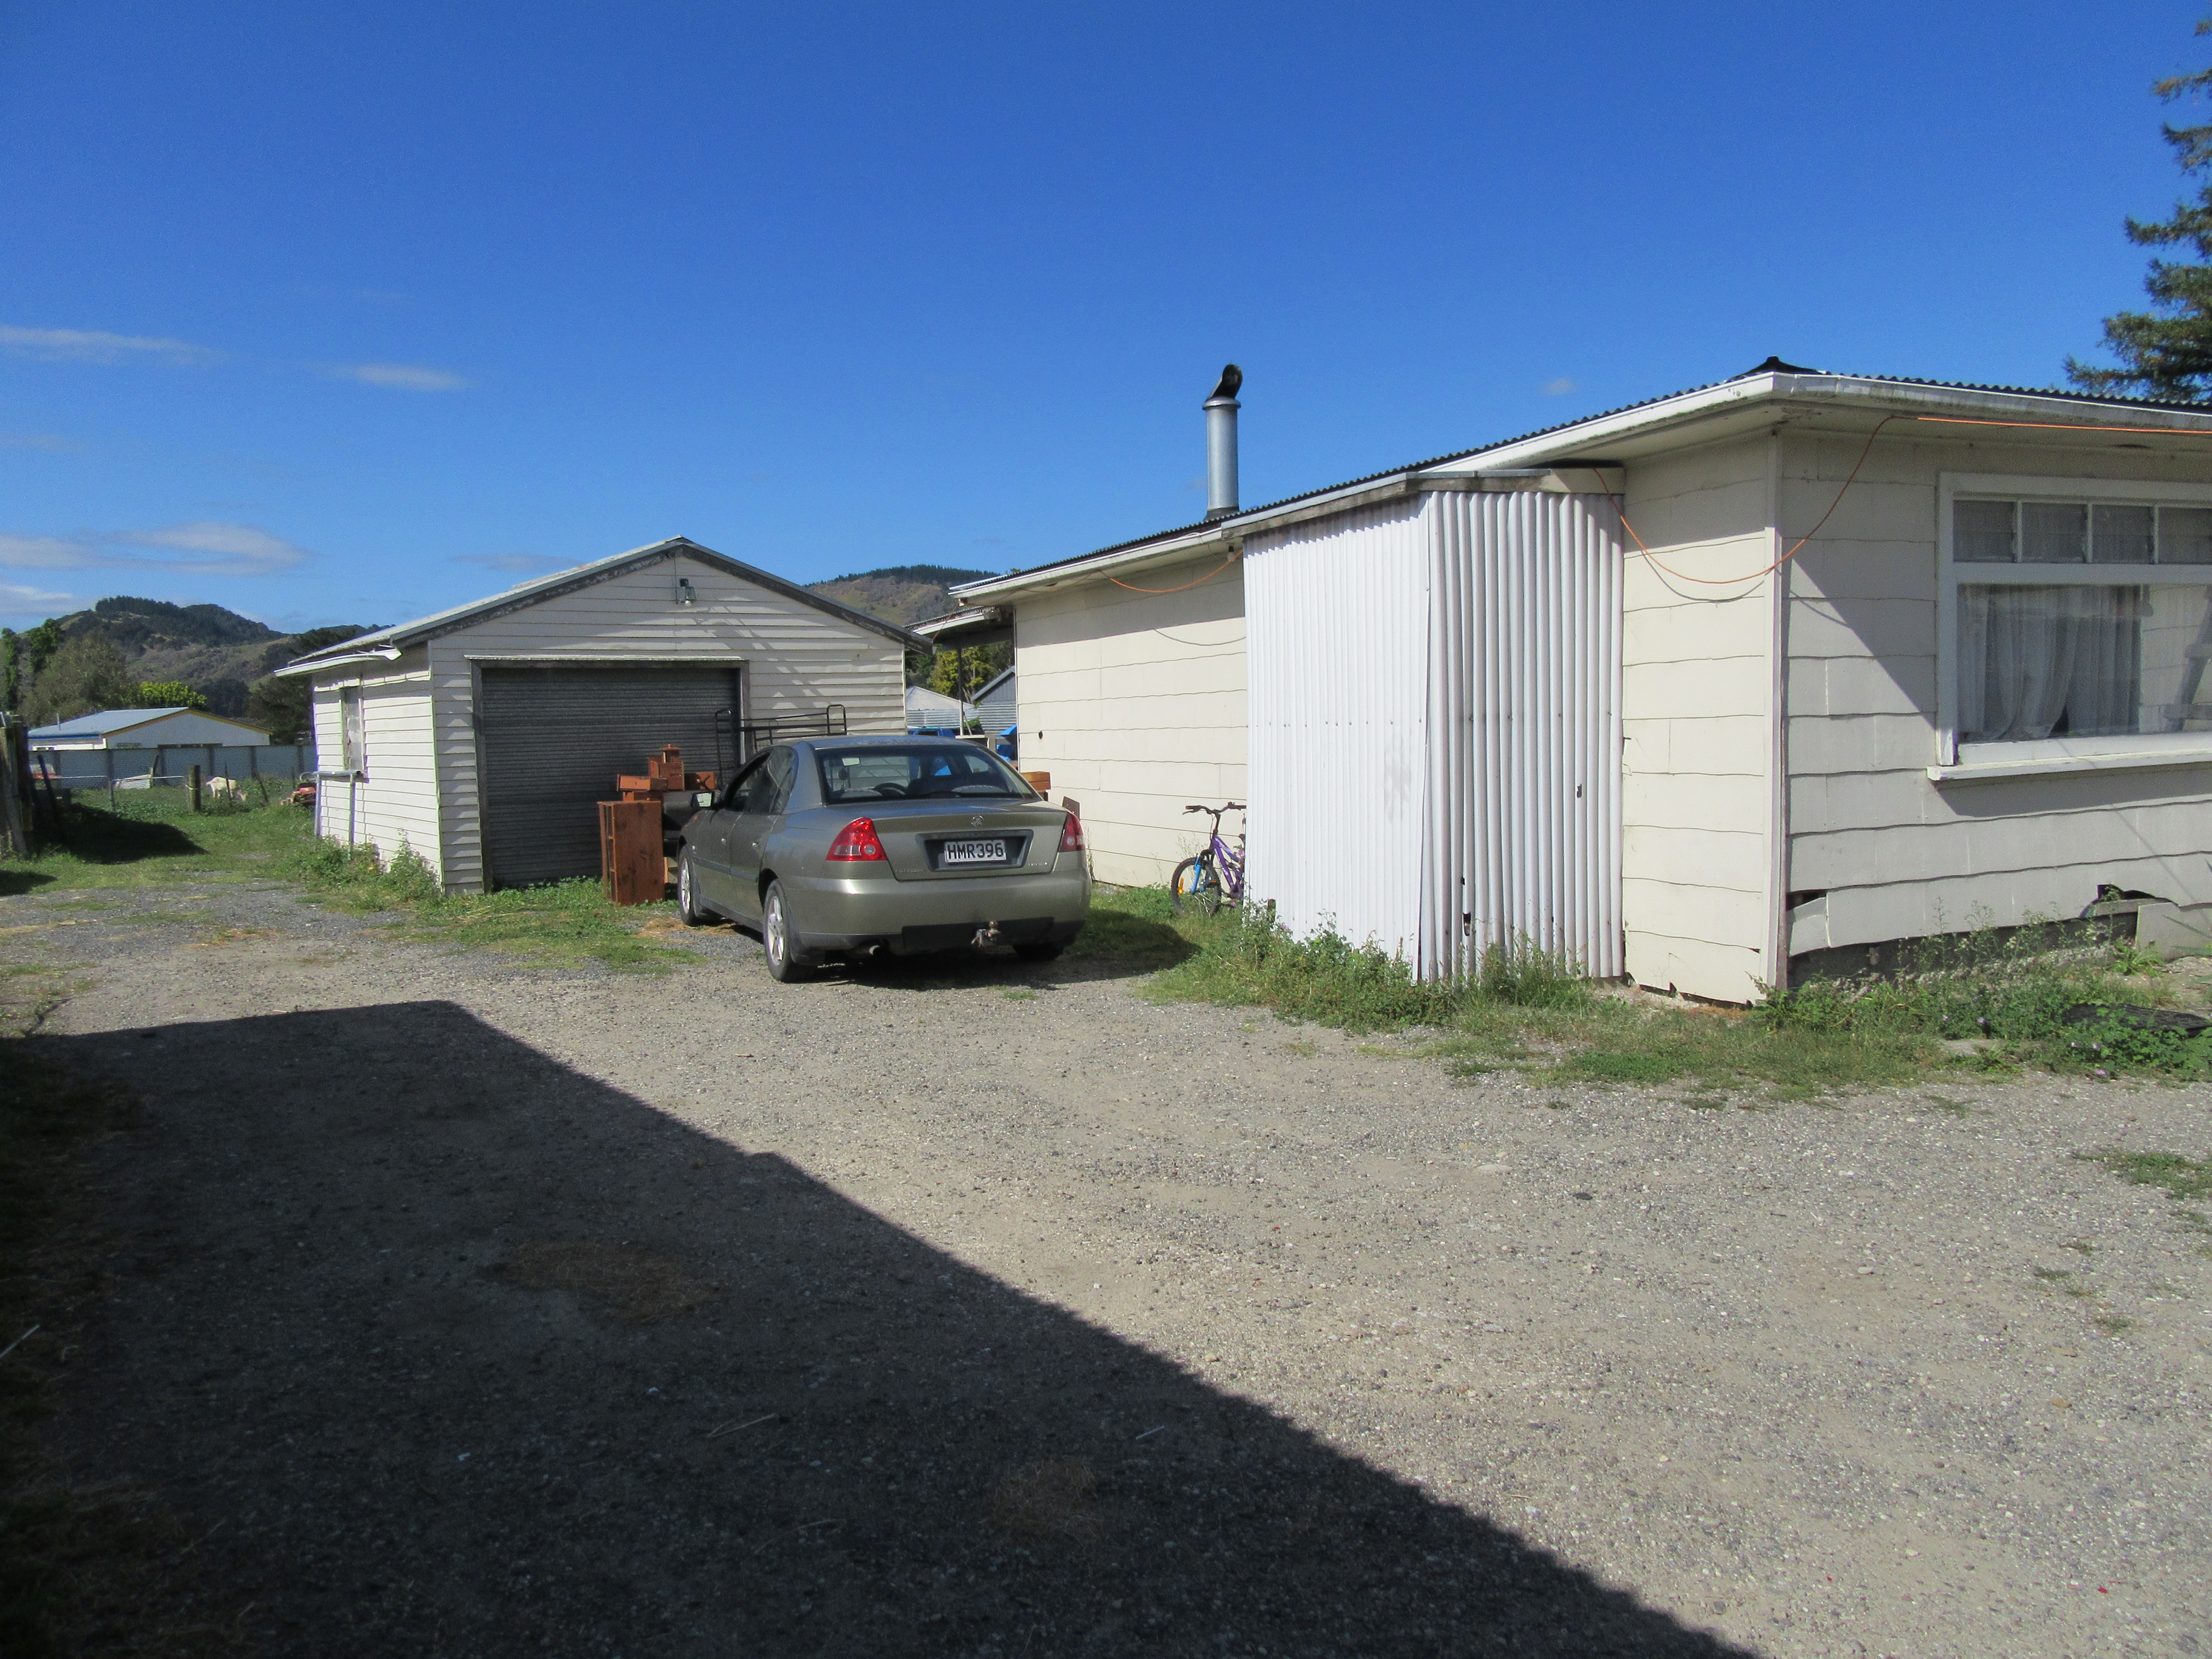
[477, 663, 738, 888]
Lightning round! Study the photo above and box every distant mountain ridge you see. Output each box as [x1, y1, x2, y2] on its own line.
[20, 568, 993, 719]
[805, 565, 999, 628]
[32, 597, 375, 717]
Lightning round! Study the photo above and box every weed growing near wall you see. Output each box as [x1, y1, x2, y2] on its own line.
[1093, 890, 2207, 1097]
[291, 836, 684, 973]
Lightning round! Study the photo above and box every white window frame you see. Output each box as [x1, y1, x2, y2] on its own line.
[1934, 471, 2212, 781]
[340, 685, 366, 774]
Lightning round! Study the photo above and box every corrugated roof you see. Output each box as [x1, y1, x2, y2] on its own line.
[963, 363, 2212, 589]
[286, 536, 931, 669]
[29, 707, 185, 738]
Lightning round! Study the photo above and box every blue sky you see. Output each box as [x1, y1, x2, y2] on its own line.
[1, 1, 2208, 634]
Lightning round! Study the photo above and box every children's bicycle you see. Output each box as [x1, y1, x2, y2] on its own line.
[1170, 802, 1245, 915]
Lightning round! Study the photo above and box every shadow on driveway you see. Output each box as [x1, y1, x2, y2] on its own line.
[35, 1003, 1750, 1657]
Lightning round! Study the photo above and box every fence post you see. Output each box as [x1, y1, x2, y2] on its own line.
[189, 763, 202, 813]
[0, 716, 27, 859]
[106, 748, 115, 812]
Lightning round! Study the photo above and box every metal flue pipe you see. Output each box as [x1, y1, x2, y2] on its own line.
[1204, 363, 1242, 520]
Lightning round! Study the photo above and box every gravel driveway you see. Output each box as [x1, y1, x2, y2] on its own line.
[7, 874, 2209, 1657]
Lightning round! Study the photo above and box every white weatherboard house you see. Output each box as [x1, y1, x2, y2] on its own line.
[30, 707, 271, 750]
[280, 537, 927, 891]
[937, 361, 2212, 1003]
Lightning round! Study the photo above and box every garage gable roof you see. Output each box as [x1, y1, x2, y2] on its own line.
[285, 537, 930, 670]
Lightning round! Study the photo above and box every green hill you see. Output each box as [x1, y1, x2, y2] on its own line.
[9, 598, 375, 720]
[806, 565, 999, 628]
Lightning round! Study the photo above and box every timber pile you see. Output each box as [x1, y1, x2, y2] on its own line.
[600, 745, 718, 907]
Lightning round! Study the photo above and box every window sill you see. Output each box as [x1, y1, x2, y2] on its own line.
[1926, 748, 2212, 784]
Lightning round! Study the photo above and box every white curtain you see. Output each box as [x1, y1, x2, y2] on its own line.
[1960, 585, 2142, 742]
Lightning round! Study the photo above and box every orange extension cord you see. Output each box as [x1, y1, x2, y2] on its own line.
[1109, 551, 1240, 594]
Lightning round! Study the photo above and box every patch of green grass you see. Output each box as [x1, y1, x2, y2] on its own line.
[2092, 1313, 2136, 1335]
[1067, 887, 1199, 970]
[2063, 1238, 2097, 1255]
[1001, 987, 1037, 1001]
[2033, 1266, 2072, 1282]
[0, 790, 311, 895]
[286, 834, 687, 973]
[2110, 938, 2166, 976]
[2078, 1149, 2212, 1202]
[1147, 905, 1468, 1031]
[1758, 921, 2212, 1077]
[1091, 891, 2203, 1100]
[388, 881, 684, 973]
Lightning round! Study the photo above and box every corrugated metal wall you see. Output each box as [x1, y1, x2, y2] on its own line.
[1245, 489, 1622, 980]
[1246, 498, 1431, 958]
[1424, 490, 1622, 979]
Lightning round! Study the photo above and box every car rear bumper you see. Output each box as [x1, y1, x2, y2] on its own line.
[785, 867, 1091, 953]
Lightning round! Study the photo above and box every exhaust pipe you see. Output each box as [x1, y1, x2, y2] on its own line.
[1204, 364, 1241, 521]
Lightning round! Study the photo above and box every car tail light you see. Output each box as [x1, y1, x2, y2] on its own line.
[827, 816, 886, 862]
[1059, 811, 1085, 853]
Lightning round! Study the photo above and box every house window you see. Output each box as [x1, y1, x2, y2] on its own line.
[1941, 478, 2212, 770]
[341, 687, 366, 773]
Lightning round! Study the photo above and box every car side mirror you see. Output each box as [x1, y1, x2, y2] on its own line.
[694, 792, 714, 806]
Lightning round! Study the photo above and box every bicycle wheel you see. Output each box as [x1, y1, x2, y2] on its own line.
[1170, 853, 1223, 917]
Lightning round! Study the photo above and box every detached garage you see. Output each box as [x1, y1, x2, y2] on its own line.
[280, 537, 926, 892]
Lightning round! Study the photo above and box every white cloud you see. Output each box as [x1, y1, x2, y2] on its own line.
[0, 580, 79, 611]
[454, 553, 568, 574]
[0, 521, 311, 578]
[0, 432, 88, 454]
[0, 324, 212, 366]
[331, 361, 472, 391]
[0, 533, 96, 569]
[124, 522, 311, 576]
[1542, 376, 1578, 397]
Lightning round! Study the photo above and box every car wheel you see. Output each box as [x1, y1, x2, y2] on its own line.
[676, 851, 709, 926]
[762, 880, 819, 983]
[1013, 940, 1064, 963]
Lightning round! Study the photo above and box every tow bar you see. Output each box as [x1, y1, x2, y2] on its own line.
[972, 922, 1003, 948]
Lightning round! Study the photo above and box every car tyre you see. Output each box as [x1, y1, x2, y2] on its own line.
[762, 879, 819, 983]
[1013, 940, 1064, 963]
[676, 851, 710, 926]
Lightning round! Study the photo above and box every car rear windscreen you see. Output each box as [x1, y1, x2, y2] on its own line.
[816, 746, 1034, 803]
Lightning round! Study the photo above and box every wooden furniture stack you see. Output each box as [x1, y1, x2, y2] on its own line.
[600, 745, 719, 906]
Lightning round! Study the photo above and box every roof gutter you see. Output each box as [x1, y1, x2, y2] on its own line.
[273, 647, 405, 678]
[951, 471, 1581, 602]
[954, 371, 2212, 606]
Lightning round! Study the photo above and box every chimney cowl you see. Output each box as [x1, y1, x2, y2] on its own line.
[1204, 362, 1241, 520]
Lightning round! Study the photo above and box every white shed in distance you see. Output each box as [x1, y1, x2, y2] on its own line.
[30, 707, 272, 749]
[279, 537, 927, 892]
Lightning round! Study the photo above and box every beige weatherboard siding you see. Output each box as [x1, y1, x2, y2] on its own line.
[1013, 551, 1246, 888]
[1617, 433, 1780, 1002]
[429, 551, 907, 891]
[1783, 432, 2212, 962]
[311, 648, 441, 877]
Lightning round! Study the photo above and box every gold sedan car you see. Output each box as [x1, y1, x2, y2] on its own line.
[675, 735, 1090, 981]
